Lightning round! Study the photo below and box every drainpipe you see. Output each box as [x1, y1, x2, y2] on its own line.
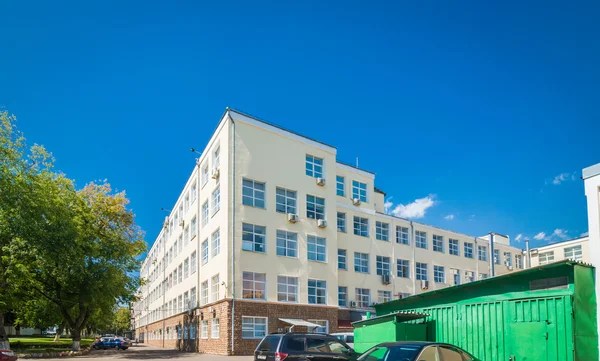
[229, 113, 236, 355]
[410, 221, 416, 295]
[489, 233, 495, 277]
[525, 239, 531, 269]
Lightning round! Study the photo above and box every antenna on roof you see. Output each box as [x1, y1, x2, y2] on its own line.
[356, 157, 359, 168]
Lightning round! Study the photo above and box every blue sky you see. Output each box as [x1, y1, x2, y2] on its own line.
[2, 0, 598, 249]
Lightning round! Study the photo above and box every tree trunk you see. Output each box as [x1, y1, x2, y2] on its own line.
[71, 328, 81, 351]
[0, 312, 9, 350]
[54, 322, 65, 342]
[15, 325, 20, 336]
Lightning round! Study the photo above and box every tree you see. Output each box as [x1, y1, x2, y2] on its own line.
[112, 307, 131, 335]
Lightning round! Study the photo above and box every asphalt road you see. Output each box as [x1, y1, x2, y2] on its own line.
[79, 345, 252, 361]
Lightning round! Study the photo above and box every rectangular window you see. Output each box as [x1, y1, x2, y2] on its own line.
[277, 276, 298, 303]
[494, 249, 501, 265]
[376, 222, 390, 241]
[190, 251, 197, 274]
[212, 229, 220, 257]
[191, 216, 197, 239]
[305, 155, 324, 178]
[183, 292, 189, 311]
[352, 180, 368, 202]
[479, 273, 488, 280]
[242, 272, 266, 300]
[211, 319, 220, 339]
[464, 270, 475, 283]
[276, 230, 298, 258]
[308, 279, 327, 305]
[202, 163, 209, 187]
[184, 193, 190, 212]
[565, 245, 583, 261]
[338, 286, 347, 307]
[212, 186, 220, 215]
[539, 251, 555, 265]
[415, 231, 427, 249]
[504, 252, 513, 267]
[184, 258, 189, 279]
[201, 320, 208, 339]
[213, 146, 220, 169]
[191, 183, 197, 203]
[353, 216, 369, 237]
[376, 256, 391, 275]
[202, 201, 209, 227]
[211, 274, 220, 301]
[307, 235, 327, 262]
[515, 254, 523, 269]
[337, 212, 346, 232]
[201, 240, 209, 265]
[184, 226, 190, 244]
[242, 317, 267, 339]
[416, 262, 428, 281]
[377, 290, 391, 304]
[354, 252, 369, 273]
[275, 187, 297, 214]
[336, 176, 345, 196]
[355, 288, 370, 308]
[242, 179, 266, 208]
[306, 195, 326, 220]
[308, 320, 328, 334]
[338, 249, 347, 270]
[464, 243, 474, 259]
[242, 223, 266, 253]
[478, 245, 488, 261]
[201, 281, 208, 305]
[396, 226, 409, 245]
[434, 265, 445, 283]
[397, 259, 410, 278]
[449, 239, 459, 256]
[433, 235, 444, 252]
[178, 264, 183, 283]
[452, 269, 461, 285]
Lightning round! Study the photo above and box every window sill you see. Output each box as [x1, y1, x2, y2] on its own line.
[243, 203, 266, 210]
[276, 254, 299, 259]
[308, 259, 327, 264]
[377, 238, 390, 242]
[242, 249, 267, 255]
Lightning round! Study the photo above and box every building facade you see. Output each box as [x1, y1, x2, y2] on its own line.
[132, 108, 525, 355]
[529, 236, 590, 267]
[583, 162, 600, 355]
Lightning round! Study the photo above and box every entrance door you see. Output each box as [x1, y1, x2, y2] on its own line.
[507, 322, 548, 361]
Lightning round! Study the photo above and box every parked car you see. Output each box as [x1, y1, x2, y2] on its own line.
[357, 342, 479, 361]
[254, 333, 358, 361]
[331, 333, 354, 348]
[0, 350, 17, 361]
[93, 337, 129, 350]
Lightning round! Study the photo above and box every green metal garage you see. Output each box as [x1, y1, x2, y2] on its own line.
[353, 260, 598, 361]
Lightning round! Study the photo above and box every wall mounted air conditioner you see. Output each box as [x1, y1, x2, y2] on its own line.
[421, 280, 429, 290]
[288, 214, 299, 223]
[316, 177, 326, 186]
[317, 219, 327, 228]
[211, 168, 220, 179]
[353, 198, 361, 206]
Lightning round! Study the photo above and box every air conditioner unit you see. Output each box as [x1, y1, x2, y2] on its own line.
[316, 177, 326, 186]
[211, 168, 220, 179]
[420, 280, 429, 290]
[163, 216, 169, 229]
[352, 198, 361, 206]
[382, 274, 391, 285]
[317, 219, 327, 228]
[287, 214, 299, 223]
[507, 265, 514, 271]
[179, 220, 185, 227]
[349, 301, 357, 308]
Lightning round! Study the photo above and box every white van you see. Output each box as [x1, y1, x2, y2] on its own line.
[330, 332, 354, 348]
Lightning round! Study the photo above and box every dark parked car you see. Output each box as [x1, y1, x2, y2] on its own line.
[93, 337, 129, 350]
[0, 350, 17, 361]
[357, 342, 479, 361]
[254, 333, 358, 361]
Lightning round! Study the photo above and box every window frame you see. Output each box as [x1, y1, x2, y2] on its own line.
[241, 316, 267, 339]
[354, 252, 370, 274]
[242, 178, 266, 208]
[308, 279, 327, 305]
[277, 275, 298, 303]
[306, 194, 326, 220]
[397, 259, 410, 278]
[416, 262, 428, 281]
[464, 242, 474, 259]
[305, 155, 324, 178]
[336, 176, 345, 196]
[242, 272, 266, 300]
[376, 255, 391, 276]
[353, 216, 369, 237]
[352, 180, 368, 202]
[276, 230, 298, 258]
[337, 249, 347, 270]
[396, 226, 409, 245]
[415, 231, 428, 249]
[376, 222, 390, 241]
[307, 235, 327, 262]
[242, 223, 267, 253]
[275, 187, 297, 214]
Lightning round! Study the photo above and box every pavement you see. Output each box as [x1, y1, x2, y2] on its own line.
[79, 344, 252, 361]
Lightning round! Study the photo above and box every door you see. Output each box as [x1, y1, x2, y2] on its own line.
[508, 322, 548, 361]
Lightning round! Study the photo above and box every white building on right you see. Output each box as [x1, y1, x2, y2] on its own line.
[583, 162, 600, 355]
[529, 235, 590, 266]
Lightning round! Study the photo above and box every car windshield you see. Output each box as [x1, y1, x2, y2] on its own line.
[357, 345, 422, 361]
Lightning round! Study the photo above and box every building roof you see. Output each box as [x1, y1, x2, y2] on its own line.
[583, 163, 600, 180]
[374, 186, 386, 196]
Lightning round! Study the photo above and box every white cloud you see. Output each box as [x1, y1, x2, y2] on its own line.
[444, 214, 454, 221]
[552, 172, 575, 185]
[533, 232, 546, 240]
[384, 197, 394, 214]
[387, 195, 436, 219]
[580, 232, 589, 237]
[515, 234, 523, 242]
[552, 229, 569, 239]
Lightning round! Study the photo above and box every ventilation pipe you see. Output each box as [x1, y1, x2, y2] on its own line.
[525, 239, 531, 268]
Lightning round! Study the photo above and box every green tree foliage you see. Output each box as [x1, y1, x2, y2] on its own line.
[112, 307, 131, 335]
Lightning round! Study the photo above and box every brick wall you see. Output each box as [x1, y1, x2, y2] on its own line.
[197, 299, 232, 355]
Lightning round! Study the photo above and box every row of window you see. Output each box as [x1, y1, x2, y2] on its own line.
[242, 316, 328, 339]
[538, 245, 583, 264]
[305, 155, 369, 203]
[200, 274, 221, 305]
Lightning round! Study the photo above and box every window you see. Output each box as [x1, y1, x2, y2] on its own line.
[355, 288, 370, 308]
[336, 176, 345, 196]
[242, 272, 266, 300]
[212, 186, 220, 215]
[201, 320, 208, 339]
[515, 254, 523, 269]
[183, 292, 189, 311]
[539, 251, 555, 265]
[396, 226, 409, 245]
[338, 249, 347, 270]
[211, 319, 220, 339]
[352, 180, 368, 202]
[376, 256, 391, 275]
[276, 230, 298, 258]
[202, 163, 209, 187]
[184, 226, 190, 244]
[415, 231, 427, 249]
[277, 276, 298, 302]
[213, 146, 220, 169]
[464, 271, 475, 283]
[191, 183, 197, 203]
[190, 287, 197, 308]
[211, 274, 220, 301]
[201, 240, 209, 265]
[337, 212, 346, 232]
[307, 235, 327, 262]
[308, 320, 328, 334]
[479, 273, 488, 280]
[565, 245, 583, 261]
[308, 279, 327, 304]
[377, 291, 391, 304]
[184, 258, 189, 279]
[305, 155, 324, 178]
[376, 222, 390, 241]
[201, 281, 208, 305]
[416, 262, 428, 281]
[478, 245, 488, 261]
[353, 216, 369, 237]
[504, 252, 512, 267]
[242, 317, 267, 339]
[449, 239, 459, 256]
[190, 216, 197, 239]
[190, 251, 197, 274]
[338, 286, 347, 307]
[494, 249, 501, 264]
[275, 187, 297, 214]
[452, 269, 461, 285]
[178, 295, 183, 313]
[434, 265, 445, 283]
[306, 195, 326, 220]
[242, 179, 266, 208]
[178, 264, 183, 283]
[184, 193, 190, 212]
[212, 229, 220, 257]
[202, 201, 209, 227]
[397, 259, 410, 278]
[433, 235, 444, 252]
[354, 252, 369, 273]
[242, 223, 266, 253]
[464, 242, 474, 259]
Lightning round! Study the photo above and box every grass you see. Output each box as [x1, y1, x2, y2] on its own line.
[9, 337, 94, 353]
